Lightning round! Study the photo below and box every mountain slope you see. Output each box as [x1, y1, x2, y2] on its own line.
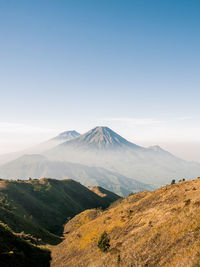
[0, 178, 120, 244]
[51, 178, 200, 267]
[0, 130, 80, 165]
[88, 186, 120, 199]
[0, 155, 152, 196]
[51, 130, 80, 142]
[46, 126, 200, 185]
[60, 126, 141, 150]
[0, 223, 51, 267]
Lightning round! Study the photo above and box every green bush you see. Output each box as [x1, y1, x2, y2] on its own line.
[184, 199, 191, 206]
[117, 254, 121, 264]
[98, 231, 110, 252]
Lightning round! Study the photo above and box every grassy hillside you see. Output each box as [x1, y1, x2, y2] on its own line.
[0, 222, 51, 267]
[51, 178, 200, 267]
[88, 186, 121, 199]
[0, 178, 120, 244]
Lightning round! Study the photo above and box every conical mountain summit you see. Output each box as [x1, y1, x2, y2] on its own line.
[61, 126, 141, 150]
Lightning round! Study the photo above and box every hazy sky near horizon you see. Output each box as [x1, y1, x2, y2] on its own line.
[0, 0, 200, 160]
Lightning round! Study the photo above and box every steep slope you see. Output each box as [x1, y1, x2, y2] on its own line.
[0, 223, 51, 267]
[0, 178, 120, 244]
[0, 130, 80, 165]
[0, 155, 152, 196]
[51, 178, 200, 267]
[46, 126, 200, 186]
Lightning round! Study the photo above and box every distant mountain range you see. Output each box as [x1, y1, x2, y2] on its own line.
[0, 130, 80, 165]
[51, 130, 80, 142]
[45, 126, 200, 185]
[0, 154, 151, 196]
[0, 126, 200, 195]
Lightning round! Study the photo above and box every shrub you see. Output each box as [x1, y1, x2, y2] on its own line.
[129, 209, 133, 215]
[98, 231, 110, 252]
[184, 199, 191, 206]
[171, 179, 176, 185]
[148, 221, 153, 227]
[117, 254, 121, 264]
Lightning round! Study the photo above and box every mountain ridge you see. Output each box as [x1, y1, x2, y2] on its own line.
[0, 178, 120, 245]
[1, 126, 200, 187]
[51, 177, 200, 267]
[0, 154, 152, 196]
[45, 126, 200, 185]
[51, 130, 80, 142]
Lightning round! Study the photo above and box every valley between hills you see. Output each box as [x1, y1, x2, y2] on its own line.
[1, 1, 200, 266]
[1, 127, 200, 266]
[0, 178, 120, 266]
[2, 177, 200, 266]
[52, 178, 200, 267]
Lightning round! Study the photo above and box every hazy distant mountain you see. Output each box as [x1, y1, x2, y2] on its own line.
[45, 126, 200, 185]
[0, 154, 152, 196]
[51, 130, 80, 142]
[0, 130, 80, 165]
[61, 126, 141, 150]
[2, 126, 200, 189]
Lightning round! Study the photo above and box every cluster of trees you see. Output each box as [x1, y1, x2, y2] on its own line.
[171, 178, 186, 184]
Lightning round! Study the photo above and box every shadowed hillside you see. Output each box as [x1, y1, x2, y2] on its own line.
[51, 178, 200, 267]
[0, 178, 120, 245]
[0, 223, 51, 267]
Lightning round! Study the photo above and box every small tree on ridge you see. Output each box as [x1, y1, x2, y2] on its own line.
[98, 231, 110, 252]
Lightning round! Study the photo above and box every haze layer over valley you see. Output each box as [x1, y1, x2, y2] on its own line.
[0, 126, 200, 196]
[0, 130, 80, 165]
[45, 126, 200, 185]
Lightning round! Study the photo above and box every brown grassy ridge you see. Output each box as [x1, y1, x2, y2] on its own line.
[51, 178, 200, 267]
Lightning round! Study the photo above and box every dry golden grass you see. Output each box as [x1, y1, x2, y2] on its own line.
[88, 186, 107, 197]
[51, 178, 200, 267]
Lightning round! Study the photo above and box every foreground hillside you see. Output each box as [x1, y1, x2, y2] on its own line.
[0, 223, 51, 267]
[0, 178, 120, 244]
[51, 178, 200, 267]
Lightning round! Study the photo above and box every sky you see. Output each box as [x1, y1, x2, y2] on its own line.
[0, 0, 200, 161]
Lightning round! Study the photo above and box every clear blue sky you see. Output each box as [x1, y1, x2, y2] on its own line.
[0, 0, 200, 159]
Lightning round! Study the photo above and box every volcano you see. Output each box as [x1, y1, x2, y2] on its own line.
[45, 126, 200, 186]
[60, 126, 141, 150]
